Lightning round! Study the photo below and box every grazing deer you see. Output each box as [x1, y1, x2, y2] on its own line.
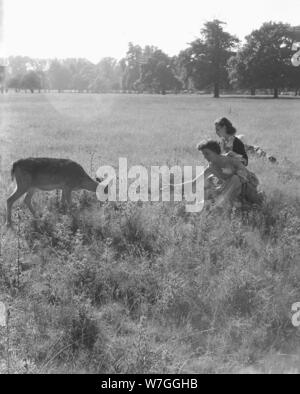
[6, 157, 102, 226]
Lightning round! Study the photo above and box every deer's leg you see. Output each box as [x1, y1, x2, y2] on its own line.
[24, 188, 37, 218]
[6, 185, 27, 226]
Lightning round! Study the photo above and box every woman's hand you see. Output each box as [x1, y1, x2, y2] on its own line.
[225, 151, 244, 162]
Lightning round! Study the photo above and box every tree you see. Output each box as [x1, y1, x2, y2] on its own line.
[7, 74, 22, 91]
[287, 67, 300, 95]
[228, 50, 258, 95]
[0, 65, 6, 92]
[48, 60, 72, 92]
[287, 25, 300, 42]
[30, 59, 50, 91]
[36, 69, 49, 92]
[6, 57, 50, 92]
[175, 48, 196, 90]
[90, 57, 121, 92]
[7, 56, 32, 77]
[65, 58, 96, 92]
[21, 71, 41, 93]
[228, 22, 294, 98]
[181, 20, 239, 97]
[138, 49, 181, 94]
[121, 43, 143, 91]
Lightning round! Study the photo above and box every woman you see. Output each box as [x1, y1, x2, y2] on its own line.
[197, 140, 263, 208]
[215, 117, 248, 166]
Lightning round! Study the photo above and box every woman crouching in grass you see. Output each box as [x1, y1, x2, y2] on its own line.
[197, 140, 264, 209]
[215, 117, 248, 166]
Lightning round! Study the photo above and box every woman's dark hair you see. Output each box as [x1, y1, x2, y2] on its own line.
[197, 140, 221, 155]
[215, 117, 237, 136]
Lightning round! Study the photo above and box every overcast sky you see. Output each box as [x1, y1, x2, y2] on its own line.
[1, 0, 300, 63]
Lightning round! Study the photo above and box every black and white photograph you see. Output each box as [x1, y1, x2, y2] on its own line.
[0, 0, 300, 376]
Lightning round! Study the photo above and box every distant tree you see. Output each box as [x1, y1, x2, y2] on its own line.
[182, 20, 239, 97]
[138, 49, 181, 94]
[65, 58, 96, 92]
[6, 57, 50, 92]
[287, 25, 300, 42]
[21, 71, 42, 93]
[143, 45, 158, 59]
[286, 62, 300, 95]
[175, 48, 196, 90]
[0, 65, 5, 92]
[121, 43, 143, 91]
[228, 50, 258, 95]
[7, 74, 22, 91]
[7, 56, 32, 77]
[4, 56, 30, 92]
[36, 70, 49, 91]
[90, 57, 121, 92]
[48, 60, 72, 92]
[228, 22, 294, 98]
[31, 59, 50, 91]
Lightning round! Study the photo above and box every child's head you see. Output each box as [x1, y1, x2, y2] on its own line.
[197, 140, 221, 162]
[215, 117, 237, 138]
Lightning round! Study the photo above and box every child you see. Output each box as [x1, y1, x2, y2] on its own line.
[215, 117, 248, 166]
[197, 140, 263, 208]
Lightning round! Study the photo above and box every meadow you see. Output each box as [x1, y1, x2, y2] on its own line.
[0, 93, 300, 373]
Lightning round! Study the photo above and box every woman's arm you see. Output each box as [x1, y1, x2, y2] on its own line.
[215, 154, 249, 181]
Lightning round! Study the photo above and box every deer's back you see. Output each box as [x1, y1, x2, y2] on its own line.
[13, 158, 91, 189]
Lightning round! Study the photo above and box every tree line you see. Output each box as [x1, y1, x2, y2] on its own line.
[1, 20, 300, 98]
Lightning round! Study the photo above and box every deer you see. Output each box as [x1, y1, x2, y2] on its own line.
[6, 157, 105, 227]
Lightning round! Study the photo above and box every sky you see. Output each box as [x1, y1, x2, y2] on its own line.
[1, 0, 300, 63]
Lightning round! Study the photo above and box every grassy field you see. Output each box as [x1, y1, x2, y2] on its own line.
[0, 93, 300, 373]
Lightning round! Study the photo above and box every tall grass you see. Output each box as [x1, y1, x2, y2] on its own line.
[0, 93, 300, 373]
